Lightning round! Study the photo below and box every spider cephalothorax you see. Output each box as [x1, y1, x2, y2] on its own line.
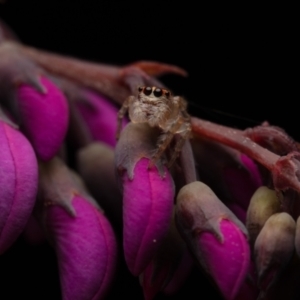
[117, 86, 191, 167]
[130, 86, 172, 127]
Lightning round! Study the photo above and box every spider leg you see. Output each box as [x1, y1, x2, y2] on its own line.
[167, 126, 191, 168]
[162, 96, 191, 167]
[116, 96, 132, 140]
[176, 96, 190, 121]
[149, 95, 192, 168]
[148, 131, 175, 168]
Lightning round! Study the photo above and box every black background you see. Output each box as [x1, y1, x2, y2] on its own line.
[0, 2, 298, 299]
[1, 2, 298, 136]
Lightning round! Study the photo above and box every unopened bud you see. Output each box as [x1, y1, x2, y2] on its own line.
[176, 181, 250, 300]
[254, 212, 295, 294]
[246, 186, 281, 247]
[77, 142, 122, 226]
[115, 123, 174, 276]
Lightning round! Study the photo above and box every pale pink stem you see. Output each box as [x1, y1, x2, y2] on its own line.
[191, 117, 278, 169]
[191, 117, 300, 193]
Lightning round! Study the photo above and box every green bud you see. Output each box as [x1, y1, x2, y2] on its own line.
[254, 212, 295, 294]
[246, 186, 281, 247]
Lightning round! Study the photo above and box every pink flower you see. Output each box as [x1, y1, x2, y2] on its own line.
[198, 219, 250, 300]
[0, 117, 38, 253]
[75, 89, 128, 147]
[223, 154, 262, 215]
[46, 195, 117, 300]
[176, 181, 250, 300]
[115, 123, 175, 276]
[122, 158, 174, 276]
[17, 76, 69, 160]
[0, 44, 69, 161]
[4, 20, 300, 298]
[223, 157, 261, 221]
[191, 136, 262, 223]
[36, 158, 117, 299]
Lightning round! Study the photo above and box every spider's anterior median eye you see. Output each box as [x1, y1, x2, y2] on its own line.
[154, 88, 163, 97]
[144, 87, 152, 96]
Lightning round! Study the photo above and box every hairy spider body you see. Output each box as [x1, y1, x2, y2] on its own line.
[117, 86, 191, 168]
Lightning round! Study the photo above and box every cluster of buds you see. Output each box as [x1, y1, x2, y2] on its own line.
[1, 19, 300, 300]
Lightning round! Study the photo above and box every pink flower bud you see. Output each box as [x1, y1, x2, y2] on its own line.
[46, 195, 117, 300]
[223, 154, 262, 211]
[115, 123, 175, 276]
[122, 158, 174, 276]
[0, 118, 38, 253]
[17, 76, 69, 160]
[37, 158, 117, 299]
[199, 219, 250, 300]
[76, 89, 128, 147]
[191, 136, 261, 222]
[176, 181, 250, 300]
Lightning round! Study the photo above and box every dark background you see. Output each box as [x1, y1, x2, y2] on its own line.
[1, 2, 298, 136]
[0, 2, 298, 299]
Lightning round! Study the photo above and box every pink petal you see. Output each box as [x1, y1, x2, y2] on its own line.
[176, 181, 250, 299]
[142, 260, 171, 300]
[17, 76, 69, 160]
[46, 195, 117, 300]
[223, 154, 262, 210]
[122, 158, 174, 275]
[76, 90, 127, 147]
[0, 120, 38, 253]
[240, 154, 262, 187]
[198, 219, 250, 300]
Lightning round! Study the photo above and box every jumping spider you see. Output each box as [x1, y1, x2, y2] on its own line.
[116, 86, 191, 168]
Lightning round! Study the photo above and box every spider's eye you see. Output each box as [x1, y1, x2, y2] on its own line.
[165, 91, 170, 98]
[154, 88, 163, 97]
[138, 86, 143, 92]
[144, 87, 152, 96]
